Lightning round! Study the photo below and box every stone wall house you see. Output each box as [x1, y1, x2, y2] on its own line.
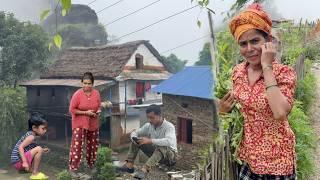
[152, 66, 217, 170]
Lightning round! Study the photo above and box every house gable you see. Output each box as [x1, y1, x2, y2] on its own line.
[123, 44, 166, 71]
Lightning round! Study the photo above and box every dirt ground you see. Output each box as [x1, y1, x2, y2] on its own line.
[0, 163, 61, 180]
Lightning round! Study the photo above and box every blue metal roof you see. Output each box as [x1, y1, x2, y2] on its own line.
[152, 66, 215, 100]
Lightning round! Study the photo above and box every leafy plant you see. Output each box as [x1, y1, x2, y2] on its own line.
[95, 147, 115, 180]
[97, 163, 116, 180]
[56, 170, 72, 180]
[294, 59, 317, 112]
[214, 30, 243, 163]
[0, 12, 51, 87]
[288, 101, 317, 178]
[0, 87, 27, 162]
[55, 147, 115, 179]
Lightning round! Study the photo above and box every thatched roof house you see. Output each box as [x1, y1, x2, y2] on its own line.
[41, 40, 169, 80]
[20, 40, 171, 148]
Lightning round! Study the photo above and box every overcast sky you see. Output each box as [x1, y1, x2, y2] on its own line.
[1, 0, 319, 65]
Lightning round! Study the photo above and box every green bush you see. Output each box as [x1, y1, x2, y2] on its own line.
[55, 147, 115, 180]
[295, 59, 317, 112]
[288, 102, 317, 179]
[96, 147, 113, 170]
[95, 147, 115, 180]
[97, 163, 116, 180]
[0, 87, 27, 163]
[56, 170, 72, 180]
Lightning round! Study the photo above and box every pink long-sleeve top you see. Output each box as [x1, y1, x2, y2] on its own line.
[69, 88, 101, 131]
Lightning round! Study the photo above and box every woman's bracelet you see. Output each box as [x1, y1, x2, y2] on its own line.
[266, 84, 278, 90]
[262, 65, 273, 72]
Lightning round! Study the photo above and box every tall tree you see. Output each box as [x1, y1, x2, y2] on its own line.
[0, 12, 50, 87]
[0, 87, 27, 162]
[161, 54, 187, 73]
[194, 42, 212, 66]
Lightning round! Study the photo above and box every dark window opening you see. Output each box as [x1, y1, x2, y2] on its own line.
[178, 117, 192, 144]
[135, 54, 144, 69]
[51, 88, 56, 97]
[37, 88, 40, 96]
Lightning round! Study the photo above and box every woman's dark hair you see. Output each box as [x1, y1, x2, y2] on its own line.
[146, 104, 161, 116]
[256, 29, 270, 41]
[81, 72, 94, 84]
[28, 112, 47, 131]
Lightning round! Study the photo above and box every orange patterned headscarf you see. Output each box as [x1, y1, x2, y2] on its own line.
[229, 3, 272, 42]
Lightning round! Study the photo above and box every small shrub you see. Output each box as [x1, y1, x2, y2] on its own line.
[95, 147, 115, 180]
[56, 170, 72, 180]
[288, 101, 317, 179]
[96, 147, 112, 170]
[294, 59, 317, 112]
[97, 163, 116, 180]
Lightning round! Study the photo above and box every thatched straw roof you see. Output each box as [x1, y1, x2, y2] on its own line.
[41, 40, 166, 79]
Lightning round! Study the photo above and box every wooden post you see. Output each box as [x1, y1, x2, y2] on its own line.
[208, 10, 218, 79]
[65, 118, 69, 147]
[124, 80, 127, 133]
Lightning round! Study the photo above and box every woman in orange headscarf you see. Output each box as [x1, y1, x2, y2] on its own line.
[219, 3, 297, 179]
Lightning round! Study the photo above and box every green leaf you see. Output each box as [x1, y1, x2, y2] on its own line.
[197, 20, 202, 28]
[53, 34, 62, 49]
[204, 0, 209, 6]
[61, 0, 71, 11]
[61, 9, 67, 16]
[40, 9, 50, 21]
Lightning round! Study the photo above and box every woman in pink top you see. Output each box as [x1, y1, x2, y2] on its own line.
[68, 72, 101, 176]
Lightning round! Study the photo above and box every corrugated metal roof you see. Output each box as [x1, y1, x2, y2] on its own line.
[20, 79, 114, 87]
[152, 66, 215, 100]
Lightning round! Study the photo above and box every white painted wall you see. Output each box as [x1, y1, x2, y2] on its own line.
[118, 81, 125, 112]
[125, 44, 164, 67]
[118, 80, 162, 112]
[119, 81, 137, 112]
[145, 82, 162, 102]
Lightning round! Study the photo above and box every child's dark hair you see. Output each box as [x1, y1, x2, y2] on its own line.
[81, 72, 94, 84]
[28, 112, 47, 131]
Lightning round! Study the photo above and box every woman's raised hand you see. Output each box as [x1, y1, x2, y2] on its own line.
[218, 91, 236, 114]
[261, 42, 276, 67]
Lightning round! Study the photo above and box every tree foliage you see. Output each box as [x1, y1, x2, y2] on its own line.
[194, 42, 212, 66]
[0, 87, 27, 162]
[0, 12, 50, 87]
[161, 54, 187, 73]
